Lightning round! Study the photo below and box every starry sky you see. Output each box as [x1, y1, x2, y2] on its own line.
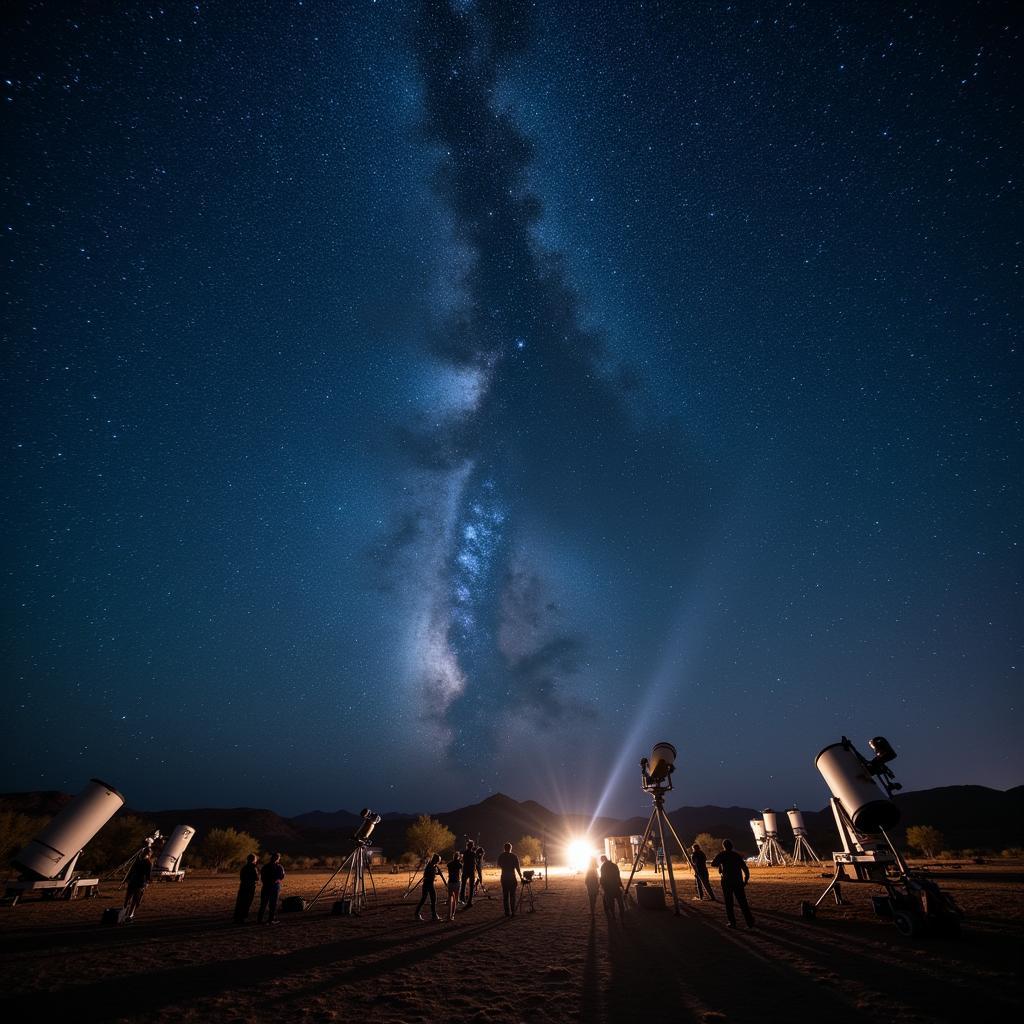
[3, 1, 1020, 819]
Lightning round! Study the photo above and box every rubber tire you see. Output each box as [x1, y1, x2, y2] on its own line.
[892, 910, 919, 937]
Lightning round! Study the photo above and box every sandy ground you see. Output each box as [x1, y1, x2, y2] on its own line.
[0, 863, 1020, 1023]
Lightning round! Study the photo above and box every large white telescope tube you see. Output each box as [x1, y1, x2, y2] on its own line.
[786, 808, 807, 835]
[155, 825, 196, 872]
[13, 778, 124, 879]
[648, 742, 677, 782]
[749, 818, 766, 845]
[816, 742, 900, 831]
[762, 809, 779, 837]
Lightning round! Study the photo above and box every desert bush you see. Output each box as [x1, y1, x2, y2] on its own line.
[199, 827, 259, 871]
[405, 815, 456, 860]
[905, 825, 944, 859]
[517, 835, 543, 865]
[399, 850, 420, 866]
[81, 814, 160, 873]
[319, 855, 343, 868]
[1000, 847, 1024, 859]
[0, 811, 46, 869]
[691, 832, 724, 853]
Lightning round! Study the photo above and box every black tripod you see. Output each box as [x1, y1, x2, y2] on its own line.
[623, 758, 693, 915]
[517, 873, 536, 913]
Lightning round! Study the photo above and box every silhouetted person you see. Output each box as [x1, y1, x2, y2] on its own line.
[711, 840, 754, 928]
[496, 842, 523, 917]
[460, 839, 477, 906]
[584, 858, 600, 916]
[446, 852, 463, 922]
[234, 852, 259, 923]
[691, 843, 717, 901]
[416, 853, 443, 921]
[123, 849, 152, 921]
[475, 846, 485, 887]
[257, 852, 285, 924]
[599, 855, 626, 923]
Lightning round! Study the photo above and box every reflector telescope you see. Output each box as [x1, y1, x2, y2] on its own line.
[647, 742, 677, 783]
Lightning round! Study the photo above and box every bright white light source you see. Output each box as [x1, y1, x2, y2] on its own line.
[566, 838, 600, 872]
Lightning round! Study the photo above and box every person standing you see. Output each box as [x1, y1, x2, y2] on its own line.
[257, 852, 285, 925]
[496, 842, 523, 918]
[460, 839, 477, 907]
[584, 858, 600, 916]
[475, 846, 485, 890]
[599, 855, 626, 923]
[234, 852, 259, 923]
[416, 853, 443, 921]
[446, 851, 463, 922]
[710, 840, 754, 928]
[691, 843, 717, 901]
[123, 849, 153, 921]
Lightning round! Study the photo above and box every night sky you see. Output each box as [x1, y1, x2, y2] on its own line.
[3, 1, 1020, 819]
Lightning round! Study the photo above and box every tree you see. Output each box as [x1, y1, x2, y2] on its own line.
[200, 827, 259, 871]
[405, 815, 456, 862]
[692, 833, 723, 854]
[905, 825, 944, 859]
[517, 835, 543, 866]
[0, 811, 45, 869]
[80, 814, 160, 873]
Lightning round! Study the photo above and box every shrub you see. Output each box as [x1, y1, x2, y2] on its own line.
[0, 811, 46, 869]
[405, 816, 456, 861]
[904, 825, 944, 859]
[517, 835, 543, 866]
[199, 827, 259, 871]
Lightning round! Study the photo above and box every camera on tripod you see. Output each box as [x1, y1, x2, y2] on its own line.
[522, 870, 535, 883]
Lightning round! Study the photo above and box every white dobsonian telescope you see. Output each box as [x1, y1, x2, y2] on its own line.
[749, 818, 766, 852]
[803, 735, 962, 937]
[786, 807, 821, 864]
[4, 778, 124, 906]
[153, 825, 197, 881]
[754, 808, 790, 866]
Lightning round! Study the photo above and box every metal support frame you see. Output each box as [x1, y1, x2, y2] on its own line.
[623, 761, 693, 916]
[307, 842, 377, 914]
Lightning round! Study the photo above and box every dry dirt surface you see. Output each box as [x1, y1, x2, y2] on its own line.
[0, 864, 1020, 1023]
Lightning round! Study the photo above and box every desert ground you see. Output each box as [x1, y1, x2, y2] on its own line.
[0, 863, 1020, 1024]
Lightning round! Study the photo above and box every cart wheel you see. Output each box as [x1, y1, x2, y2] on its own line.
[892, 910, 920, 937]
[800, 901, 816, 920]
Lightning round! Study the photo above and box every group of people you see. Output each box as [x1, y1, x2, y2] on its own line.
[234, 851, 285, 924]
[226, 836, 755, 931]
[415, 839, 527, 922]
[585, 839, 755, 929]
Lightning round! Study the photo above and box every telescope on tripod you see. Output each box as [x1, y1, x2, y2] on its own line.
[623, 742, 694, 916]
[307, 808, 382, 915]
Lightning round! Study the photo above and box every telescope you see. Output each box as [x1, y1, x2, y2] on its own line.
[153, 825, 196, 880]
[645, 742, 676, 784]
[7, 778, 124, 905]
[353, 808, 382, 845]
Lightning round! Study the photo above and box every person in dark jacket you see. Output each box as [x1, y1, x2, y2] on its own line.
[691, 843, 717, 901]
[710, 839, 754, 928]
[446, 852, 463, 922]
[584, 858, 600, 916]
[123, 849, 153, 921]
[257, 852, 285, 924]
[599, 855, 626, 923]
[234, 852, 259, 923]
[416, 853, 444, 921]
[475, 847, 485, 888]
[460, 839, 477, 906]
[496, 842, 523, 917]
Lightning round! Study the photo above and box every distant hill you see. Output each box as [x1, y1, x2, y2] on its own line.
[2, 784, 1020, 860]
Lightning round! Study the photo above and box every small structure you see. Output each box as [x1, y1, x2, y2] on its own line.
[603, 835, 643, 867]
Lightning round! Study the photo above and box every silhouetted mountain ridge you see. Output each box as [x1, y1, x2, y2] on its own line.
[2, 784, 1019, 859]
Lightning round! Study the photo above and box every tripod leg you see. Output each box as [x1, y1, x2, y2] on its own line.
[308, 855, 351, 911]
[655, 805, 681, 916]
[660, 812, 695, 871]
[624, 808, 658, 896]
